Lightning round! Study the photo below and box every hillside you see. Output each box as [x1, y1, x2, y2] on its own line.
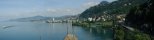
[125, 0, 154, 36]
[79, 0, 148, 18]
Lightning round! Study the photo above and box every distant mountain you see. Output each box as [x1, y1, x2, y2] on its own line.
[11, 16, 52, 22]
[11, 15, 79, 22]
[57, 15, 79, 20]
[79, 0, 148, 18]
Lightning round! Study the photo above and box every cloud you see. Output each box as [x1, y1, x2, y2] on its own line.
[81, 0, 117, 9]
[45, 8, 82, 16]
[0, 7, 82, 19]
[0, 0, 117, 20]
[47, 9, 57, 12]
[82, 2, 99, 8]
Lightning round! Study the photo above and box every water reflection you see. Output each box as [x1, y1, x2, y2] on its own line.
[79, 26, 114, 40]
[0, 22, 113, 40]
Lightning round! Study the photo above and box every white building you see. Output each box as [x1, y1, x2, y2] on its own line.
[88, 18, 93, 21]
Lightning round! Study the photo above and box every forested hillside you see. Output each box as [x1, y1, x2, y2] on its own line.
[79, 0, 147, 18]
[125, 0, 154, 36]
[78, 0, 154, 39]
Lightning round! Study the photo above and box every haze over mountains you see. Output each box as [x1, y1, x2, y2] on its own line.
[10, 15, 78, 22]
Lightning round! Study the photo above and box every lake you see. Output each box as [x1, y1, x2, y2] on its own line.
[0, 21, 113, 40]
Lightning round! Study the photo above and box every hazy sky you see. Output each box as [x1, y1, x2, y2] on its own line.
[0, 0, 116, 20]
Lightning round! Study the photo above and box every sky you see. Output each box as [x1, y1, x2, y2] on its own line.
[0, 0, 116, 20]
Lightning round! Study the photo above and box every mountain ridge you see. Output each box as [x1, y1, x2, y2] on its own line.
[79, 0, 148, 18]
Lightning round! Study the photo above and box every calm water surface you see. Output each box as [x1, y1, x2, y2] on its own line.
[0, 21, 113, 40]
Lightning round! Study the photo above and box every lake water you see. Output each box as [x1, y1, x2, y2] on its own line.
[0, 21, 113, 40]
